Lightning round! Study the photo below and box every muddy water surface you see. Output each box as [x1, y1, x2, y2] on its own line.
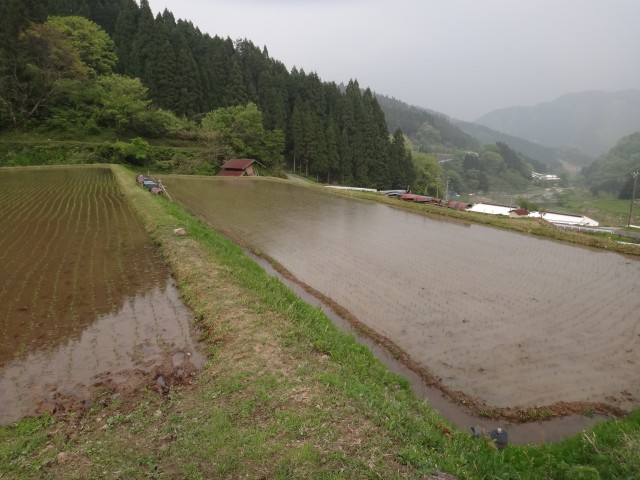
[0, 167, 204, 424]
[165, 176, 640, 415]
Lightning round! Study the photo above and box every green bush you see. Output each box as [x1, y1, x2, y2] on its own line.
[0, 139, 216, 173]
[565, 465, 601, 480]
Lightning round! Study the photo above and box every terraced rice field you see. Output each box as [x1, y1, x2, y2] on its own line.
[164, 175, 640, 414]
[0, 166, 203, 424]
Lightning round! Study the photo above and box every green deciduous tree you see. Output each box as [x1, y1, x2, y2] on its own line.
[46, 16, 116, 76]
[201, 102, 284, 167]
[0, 22, 86, 127]
[95, 74, 150, 131]
[411, 149, 442, 196]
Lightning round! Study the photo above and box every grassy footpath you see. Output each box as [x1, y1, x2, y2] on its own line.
[1, 165, 639, 479]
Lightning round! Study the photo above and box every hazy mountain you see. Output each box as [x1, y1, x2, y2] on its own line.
[371, 93, 481, 152]
[454, 120, 593, 170]
[372, 93, 571, 175]
[371, 91, 588, 171]
[475, 90, 640, 157]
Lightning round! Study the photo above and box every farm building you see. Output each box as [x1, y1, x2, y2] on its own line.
[467, 203, 514, 216]
[532, 172, 561, 182]
[468, 202, 599, 226]
[529, 211, 599, 227]
[218, 159, 263, 177]
[508, 208, 530, 217]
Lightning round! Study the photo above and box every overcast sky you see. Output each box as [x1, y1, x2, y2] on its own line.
[148, 0, 639, 121]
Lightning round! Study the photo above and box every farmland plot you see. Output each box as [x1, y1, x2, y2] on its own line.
[165, 175, 640, 413]
[0, 166, 204, 424]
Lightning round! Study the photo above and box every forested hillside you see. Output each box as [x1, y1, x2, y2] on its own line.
[1, 0, 545, 194]
[0, 0, 415, 189]
[442, 142, 534, 194]
[454, 120, 593, 170]
[373, 93, 480, 153]
[582, 132, 640, 198]
[367, 93, 539, 193]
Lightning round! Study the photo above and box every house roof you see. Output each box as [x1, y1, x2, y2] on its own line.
[468, 203, 513, 215]
[529, 211, 599, 226]
[221, 158, 256, 170]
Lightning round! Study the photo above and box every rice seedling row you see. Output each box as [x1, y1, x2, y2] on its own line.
[0, 166, 204, 424]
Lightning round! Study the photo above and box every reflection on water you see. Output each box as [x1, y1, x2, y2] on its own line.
[0, 279, 204, 424]
[0, 167, 204, 424]
[166, 176, 640, 413]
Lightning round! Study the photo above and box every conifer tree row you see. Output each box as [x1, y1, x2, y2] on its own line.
[2, 0, 416, 189]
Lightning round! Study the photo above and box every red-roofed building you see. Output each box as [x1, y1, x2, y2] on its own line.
[218, 158, 263, 177]
[509, 208, 530, 217]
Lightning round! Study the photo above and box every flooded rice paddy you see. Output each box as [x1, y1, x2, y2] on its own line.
[165, 176, 640, 416]
[0, 167, 204, 424]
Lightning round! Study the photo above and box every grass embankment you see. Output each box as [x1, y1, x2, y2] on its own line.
[1, 165, 639, 479]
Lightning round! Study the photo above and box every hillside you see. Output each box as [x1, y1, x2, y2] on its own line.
[2, 0, 535, 194]
[455, 120, 592, 170]
[0, 0, 415, 190]
[582, 132, 640, 196]
[373, 93, 481, 152]
[442, 142, 534, 194]
[2, 0, 604, 198]
[373, 94, 580, 176]
[368, 94, 540, 193]
[475, 90, 640, 157]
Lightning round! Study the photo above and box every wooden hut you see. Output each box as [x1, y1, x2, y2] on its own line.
[218, 159, 264, 177]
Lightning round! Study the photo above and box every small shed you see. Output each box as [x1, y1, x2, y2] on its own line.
[447, 201, 471, 211]
[508, 208, 530, 217]
[218, 158, 263, 177]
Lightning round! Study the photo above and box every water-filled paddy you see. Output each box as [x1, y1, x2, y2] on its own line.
[0, 167, 204, 424]
[165, 175, 640, 413]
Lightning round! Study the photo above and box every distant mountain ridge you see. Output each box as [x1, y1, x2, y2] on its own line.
[475, 90, 640, 157]
[371, 93, 480, 152]
[454, 120, 592, 169]
[373, 93, 581, 171]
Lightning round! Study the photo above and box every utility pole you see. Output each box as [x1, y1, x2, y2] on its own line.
[628, 171, 639, 227]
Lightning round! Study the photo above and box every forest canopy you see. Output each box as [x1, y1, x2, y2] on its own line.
[0, 0, 540, 193]
[582, 132, 640, 198]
